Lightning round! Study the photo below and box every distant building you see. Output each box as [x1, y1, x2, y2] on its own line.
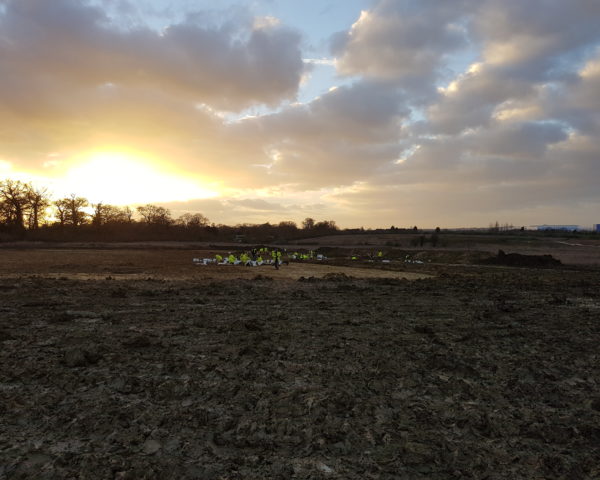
[534, 224, 579, 231]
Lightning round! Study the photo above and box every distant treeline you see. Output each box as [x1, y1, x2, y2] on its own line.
[1, 179, 595, 243]
[0, 179, 345, 242]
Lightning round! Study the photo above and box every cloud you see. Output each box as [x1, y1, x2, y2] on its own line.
[331, 0, 469, 98]
[342, 0, 600, 227]
[230, 80, 409, 187]
[160, 196, 329, 226]
[474, 0, 600, 72]
[2, 0, 600, 227]
[427, 0, 600, 134]
[464, 121, 568, 159]
[427, 65, 536, 134]
[0, 0, 304, 111]
[0, 0, 307, 179]
[540, 51, 600, 135]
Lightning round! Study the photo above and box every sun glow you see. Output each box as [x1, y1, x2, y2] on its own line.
[60, 152, 218, 205]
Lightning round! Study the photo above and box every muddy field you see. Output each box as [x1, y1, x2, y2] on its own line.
[293, 233, 600, 266]
[1, 247, 599, 479]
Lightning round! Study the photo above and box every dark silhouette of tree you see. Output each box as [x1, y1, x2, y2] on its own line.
[122, 206, 134, 223]
[92, 203, 131, 226]
[26, 185, 50, 229]
[278, 220, 297, 229]
[107, 205, 132, 224]
[314, 220, 338, 234]
[0, 179, 30, 230]
[91, 202, 104, 227]
[0, 200, 12, 225]
[302, 217, 315, 230]
[55, 194, 88, 226]
[277, 221, 298, 238]
[137, 204, 172, 226]
[1, 177, 349, 243]
[54, 199, 68, 226]
[489, 221, 500, 233]
[176, 213, 209, 228]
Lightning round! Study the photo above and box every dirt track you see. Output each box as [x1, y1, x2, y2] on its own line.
[1, 248, 599, 479]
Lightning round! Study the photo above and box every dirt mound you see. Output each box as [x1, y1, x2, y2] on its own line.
[482, 249, 562, 268]
[298, 272, 356, 283]
[321, 272, 354, 281]
[252, 274, 274, 281]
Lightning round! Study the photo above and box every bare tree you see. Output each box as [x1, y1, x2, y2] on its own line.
[137, 204, 172, 226]
[122, 206, 134, 223]
[55, 194, 88, 226]
[26, 185, 50, 229]
[176, 212, 209, 228]
[277, 220, 298, 235]
[278, 220, 297, 230]
[54, 198, 69, 226]
[0, 198, 12, 225]
[302, 217, 315, 230]
[0, 179, 31, 229]
[106, 205, 132, 224]
[93, 203, 132, 226]
[91, 202, 105, 227]
[314, 220, 338, 232]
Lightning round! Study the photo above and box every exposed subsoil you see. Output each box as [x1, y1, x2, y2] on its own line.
[1, 249, 599, 479]
[480, 250, 562, 268]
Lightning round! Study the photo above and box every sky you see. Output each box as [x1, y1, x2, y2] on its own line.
[1, 0, 599, 228]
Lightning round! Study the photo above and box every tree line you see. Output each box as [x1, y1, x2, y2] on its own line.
[0, 179, 339, 242]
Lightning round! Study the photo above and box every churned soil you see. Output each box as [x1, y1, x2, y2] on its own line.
[1, 248, 599, 479]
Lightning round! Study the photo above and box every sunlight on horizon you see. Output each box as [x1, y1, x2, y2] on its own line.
[59, 152, 219, 205]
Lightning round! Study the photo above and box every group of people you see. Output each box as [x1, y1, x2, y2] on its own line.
[214, 247, 284, 269]
[350, 251, 384, 261]
[196, 248, 387, 269]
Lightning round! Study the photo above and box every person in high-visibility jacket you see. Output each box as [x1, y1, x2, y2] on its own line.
[377, 251, 383, 258]
[272, 250, 282, 269]
[228, 254, 236, 264]
[215, 254, 223, 263]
